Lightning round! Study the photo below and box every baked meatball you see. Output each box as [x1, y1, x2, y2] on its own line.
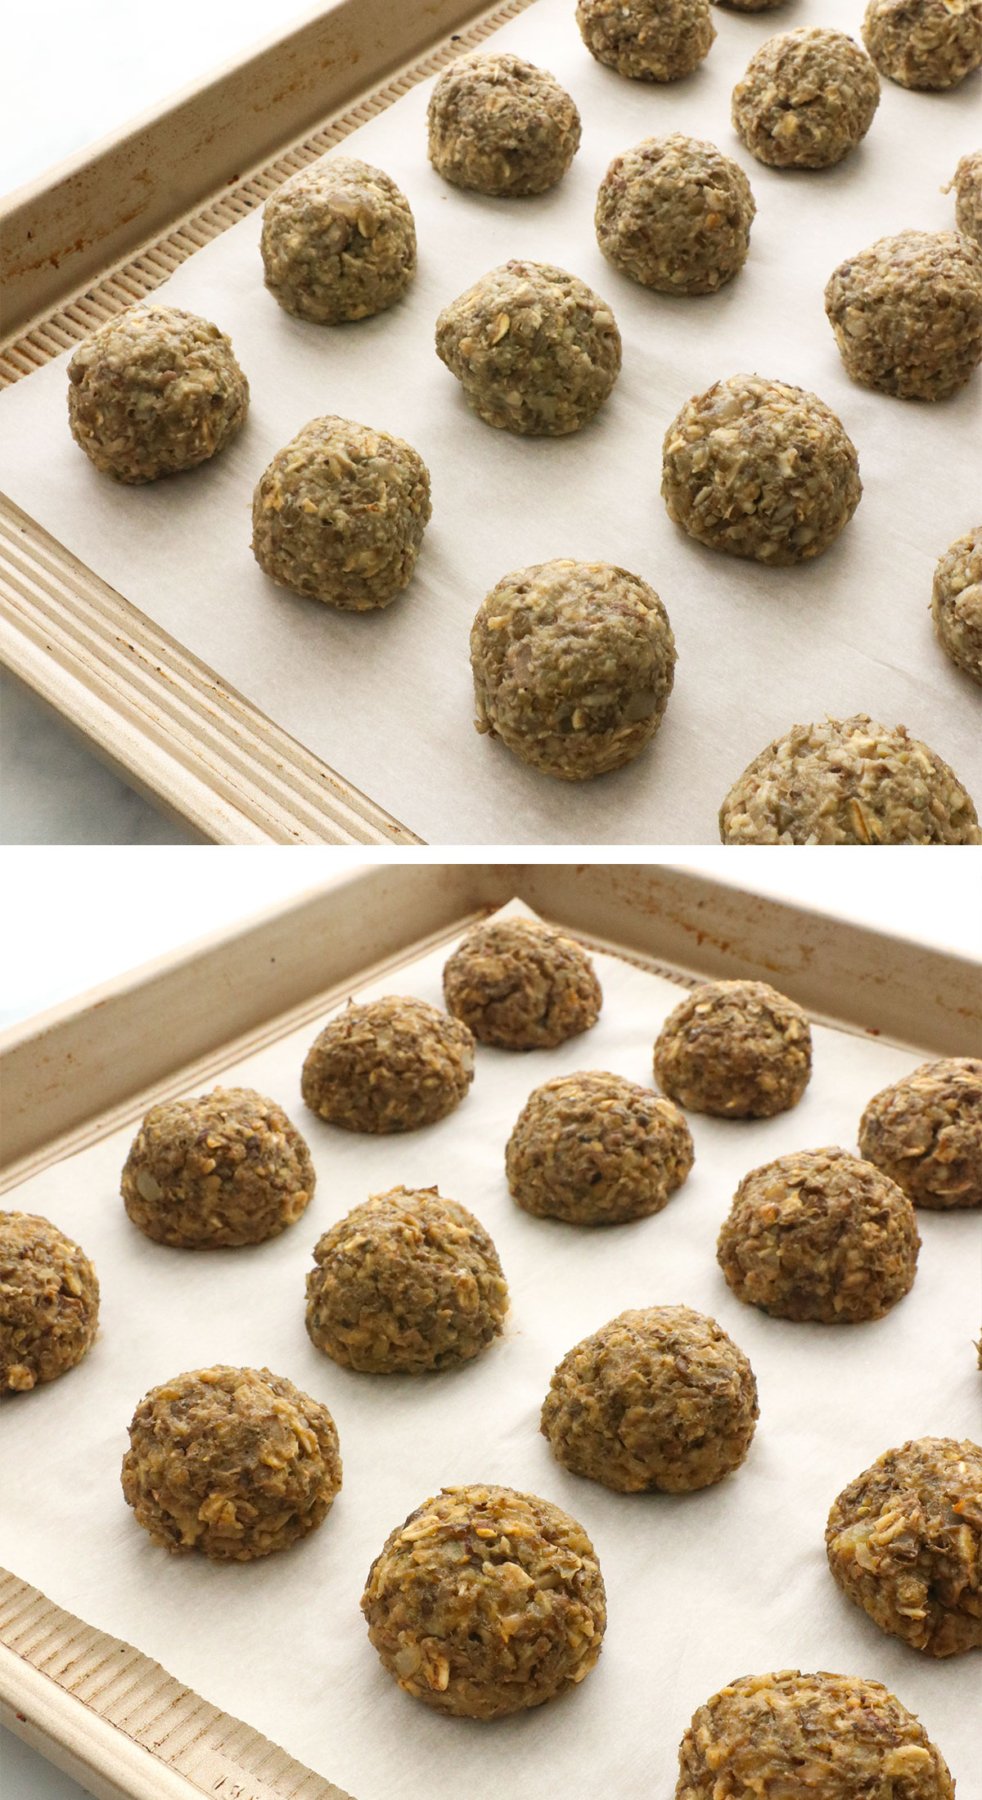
[576, 0, 715, 81]
[826, 1437, 982, 1657]
[947, 150, 982, 244]
[305, 1186, 508, 1373]
[859, 1058, 982, 1208]
[595, 134, 755, 295]
[825, 230, 982, 402]
[654, 979, 811, 1118]
[506, 1071, 694, 1225]
[426, 53, 580, 196]
[260, 157, 416, 323]
[662, 374, 861, 565]
[732, 30, 879, 170]
[675, 1669, 955, 1799]
[863, 0, 982, 89]
[719, 715, 981, 844]
[931, 528, 982, 684]
[251, 415, 431, 610]
[121, 1365, 341, 1559]
[470, 559, 676, 780]
[443, 917, 602, 1049]
[0, 1213, 99, 1392]
[67, 304, 248, 483]
[361, 1484, 605, 1718]
[301, 997, 474, 1133]
[542, 1305, 758, 1492]
[717, 1147, 920, 1323]
[120, 1087, 314, 1248]
[435, 262, 621, 435]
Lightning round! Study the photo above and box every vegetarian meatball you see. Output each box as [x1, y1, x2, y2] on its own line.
[732, 29, 879, 170]
[426, 53, 580, 196]
[301, 996, 474, 1133]
[717, 1147, 920, 1323]
[506, 1070, 694, 1225]
[260, 156, 416, 323]
[443, 916, 602, 1049]
[576, 0, 715, 81]
[863, 0, 982, 89]
[654, 979, 812, 1118]
[824, 230, 982, 402]
[0, 1213, 99, 1392]
[859, 1058, 982, 1208]
[361, 1484, 606, 1717]
[595, 134, 755, 295]
[947, 149, 982, 243]
[931, 528, 982, 684]
[67, 304, 248, 483]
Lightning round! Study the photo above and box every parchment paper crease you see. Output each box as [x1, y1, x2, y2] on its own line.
[0, 0, 980, 842]
[1, 900, 980, 1797]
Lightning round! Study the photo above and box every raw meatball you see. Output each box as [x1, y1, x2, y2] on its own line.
[301, 996, 474, 1133]
[506, 1071, 694, 1225]
[120, 1087, 314, 1248]
[675, 1669, 955, 1799]
[654, 979, 812, 1118]
[470, 560, 676, 780]
[121, 1365, 341, 1559]
[426, 53, 580, 196]
[361, 1484, 605, 1717]
[0, 1213, 99, 1392]
[824, 230, 982, 401]
[435, 261, 621, 435]
[443, 916, 602, 1049]
[67, 304, 248, 483]
[305, 1186, 508, 1373]
[931, 527, 982, 683]
[576, 0, 715, 81]
[260, 156, 416, 323]
[732, 30, 880, 170]
[542, 1306, 758, 1492]
[662, 374, 861, 565]
[859, 1058, 982, 1208]
[720, 715, 981, 844]
[826, 1437, 982, 1656]
[251, 415, 431, 609]
[863, 0, 982, 88]
[717, 1146, 920, 1323]
[947, 150, 982, 243]
[595, 135, 755, 295]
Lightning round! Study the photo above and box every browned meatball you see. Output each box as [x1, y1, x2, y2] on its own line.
[0, 1213, 99, 1391]
[443, 917, 601, 1049]
[301, 997, 474, 1133]
[654, 980, 812, 1118]
[506, 1071, 694, 1224]
[859, 1058, 982, 1208]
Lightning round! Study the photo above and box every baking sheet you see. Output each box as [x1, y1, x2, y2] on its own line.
[2, 900, 980, 1798]
[1, 0, 980, 844]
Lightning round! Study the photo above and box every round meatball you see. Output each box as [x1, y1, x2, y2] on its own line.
[654, 980, 812, 1118]
[121, 1365, 341, 1559]
[732, 30, 879, 170]
[863, 0, 982, 89]
[720, 715, 981, 844]
[361, 1484, 605, 1718]
[859, 1058, 982, 1209]
[120, 1087, 314, 1248]
[443, 917, 602, 1049]
[0, 1213, 99, 1392]
[435, 261, 621, 436]
[260, 157, 416, 324]
[662, 374, 861, 565]
[595, 135, 755, 296]
[542, 1305, 758, 1493]
[948, 149, 982, 244]
[826, 1437, 982, 1657]
[67, 304, 248, 483]
[717, 1147, 920, 1323]
[506, 1071, 694, 1225]
[305, 1186, 508, 1373]
[470, 559, 676, 780]
[931, 527, 982, 684]
[301, 996, 474, 1133]
[426, 53, 580, 197]
[675, 1670, 955, 1800]
[576, 0, 715, 81]
[824, 230, 982, 402]
[251, 415, 431, 610]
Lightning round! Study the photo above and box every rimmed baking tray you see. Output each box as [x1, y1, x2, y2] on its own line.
[1, 863, 980, 1799]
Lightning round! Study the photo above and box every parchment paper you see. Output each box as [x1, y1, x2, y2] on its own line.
[2, 900, 980, 1798]
[1, 0, 980, 844]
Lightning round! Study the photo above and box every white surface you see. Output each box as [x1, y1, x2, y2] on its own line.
[2, 0, 980, 845]
[1, 898, 979, 1800]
